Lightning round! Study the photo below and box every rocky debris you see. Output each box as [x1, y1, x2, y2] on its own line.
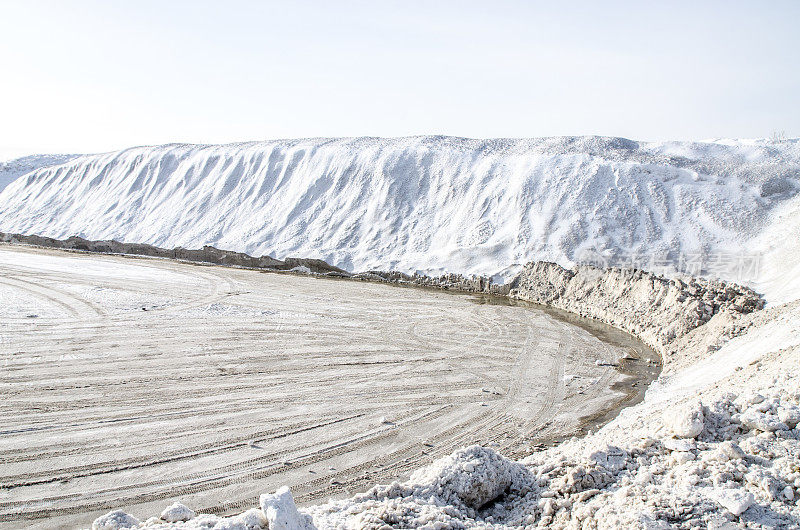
[353, 270, 415, 282]
[508, 262, 764, 360]
[281, 257, 349, 276]
[407, 273, 510, 295]
[705, 487, 755, 516]
[352, 269, 510, 295]
[0, 232, 348, 275]
[718, 440, 746, 460]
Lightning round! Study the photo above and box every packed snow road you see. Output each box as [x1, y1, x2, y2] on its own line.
[0, 246, 655, 528]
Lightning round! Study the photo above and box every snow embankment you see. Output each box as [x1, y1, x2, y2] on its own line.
[1, 136, 798, 282]
[509, 263, 764, 369]
[0, 153, 79, 192]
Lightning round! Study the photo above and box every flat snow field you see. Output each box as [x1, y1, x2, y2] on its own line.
[0, 246, 654, 528]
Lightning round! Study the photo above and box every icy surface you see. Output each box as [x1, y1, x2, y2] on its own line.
[1, 136, 798, 281]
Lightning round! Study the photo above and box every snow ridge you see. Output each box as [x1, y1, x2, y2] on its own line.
[0, 136, 798, 281]
[0, 153, 80, 193]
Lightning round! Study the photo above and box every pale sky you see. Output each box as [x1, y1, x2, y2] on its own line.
[1, 0, 798, 158]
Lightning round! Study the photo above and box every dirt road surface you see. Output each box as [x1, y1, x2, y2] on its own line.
[0, 246, 653, 528]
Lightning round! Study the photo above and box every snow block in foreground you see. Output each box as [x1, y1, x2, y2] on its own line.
[259, 486, 315, 530]
[662, 401, 705, 438]
[160, 502, 196, 523]
[409, 445, 530, 509]
[704, 487, 755, 516]
[92, 510, 140, 530]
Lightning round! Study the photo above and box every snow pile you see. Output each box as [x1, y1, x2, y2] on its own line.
[0, 153, 79, 192]
[1, 136, 798, 281]
[94, 502, 268, 529]
[92, 510, 140, 530]
[159, 503, 195, 523]
[308, 446, 534, 528]
[406, 445, 532, 509]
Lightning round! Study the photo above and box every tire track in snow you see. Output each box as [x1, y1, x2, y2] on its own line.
[0, 246, 654, 528]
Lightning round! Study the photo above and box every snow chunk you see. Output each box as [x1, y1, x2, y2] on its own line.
[160, 502, 195, 522]
[663, 401, 705, 438]
[233, 508, 268, 528]
[740, 408, 788, 432]
[92, 510, 141, 530]
[718, 440, 745, 460]
[259, 486, 315, 530]
[777, 404, 800, 428]
[587, 445, 629, 472]
[409, 445, 527, 509]
[663, 437, 695, 452]
[705, 487, 755, 516]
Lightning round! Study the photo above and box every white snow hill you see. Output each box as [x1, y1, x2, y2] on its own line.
[0, 136, 797, 283]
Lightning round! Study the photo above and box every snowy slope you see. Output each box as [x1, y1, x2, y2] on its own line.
[750, 194, 800, 303]
[0, 153, 80, 193]
[0, 136, 797, 283]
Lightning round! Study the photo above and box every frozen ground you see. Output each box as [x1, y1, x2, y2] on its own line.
[0, 246, 652, 529]
[0, 137, 798, 281]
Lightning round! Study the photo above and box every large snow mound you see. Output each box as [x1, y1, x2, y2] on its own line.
[0, 153, 80, 192]
[0, 136, 798, 282]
